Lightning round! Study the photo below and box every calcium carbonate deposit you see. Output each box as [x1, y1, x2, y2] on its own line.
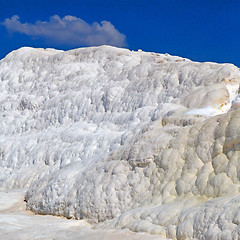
[1, 45, 240, 239]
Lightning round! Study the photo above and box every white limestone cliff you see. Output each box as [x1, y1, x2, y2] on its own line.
[1, 45, 240, 239]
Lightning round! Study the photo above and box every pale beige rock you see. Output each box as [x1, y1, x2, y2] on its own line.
[1, 46, 240, 239]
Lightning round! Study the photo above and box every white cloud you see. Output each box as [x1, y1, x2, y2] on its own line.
[2, 15, 127, 47]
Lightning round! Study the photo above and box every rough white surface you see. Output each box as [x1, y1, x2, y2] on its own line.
[0, 190, 163, 240]
[1, 45, 240, 239]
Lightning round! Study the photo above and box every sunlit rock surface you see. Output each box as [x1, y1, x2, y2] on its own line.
[1, 45, 240, 239]
[0, 190, 163, 240]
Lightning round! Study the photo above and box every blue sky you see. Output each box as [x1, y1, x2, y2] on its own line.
[1, 0, 240, 66]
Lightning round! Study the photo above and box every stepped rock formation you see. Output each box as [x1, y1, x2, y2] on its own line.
[1, 45, 240, 239]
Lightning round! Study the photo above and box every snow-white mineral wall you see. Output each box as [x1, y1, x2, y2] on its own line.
[1, 45, 240, 239]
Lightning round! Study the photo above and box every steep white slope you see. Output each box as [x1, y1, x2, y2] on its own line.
[1, 46, 240, 239]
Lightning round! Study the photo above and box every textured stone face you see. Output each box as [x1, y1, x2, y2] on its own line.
[1, 46, 240, 239]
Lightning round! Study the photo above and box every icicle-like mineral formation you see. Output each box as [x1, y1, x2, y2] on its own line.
[1, 46, 240, 239]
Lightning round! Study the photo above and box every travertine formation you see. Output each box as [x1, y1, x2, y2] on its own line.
[1, 46, 240, 239]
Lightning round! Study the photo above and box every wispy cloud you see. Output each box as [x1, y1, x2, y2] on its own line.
[1, 15, 127, 47]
